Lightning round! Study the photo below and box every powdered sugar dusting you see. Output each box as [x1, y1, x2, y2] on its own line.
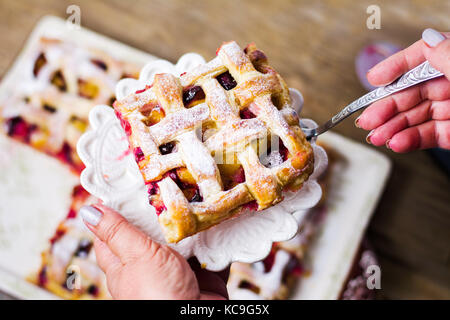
[149, 103, 209, 145]
[178, 131, 221, 198]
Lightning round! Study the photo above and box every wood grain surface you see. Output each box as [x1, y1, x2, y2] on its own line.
[0, 0, 449, 299]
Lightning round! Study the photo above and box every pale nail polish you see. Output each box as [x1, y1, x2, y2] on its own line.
[422, 28, 445, 47]
[80, 206, 103, 226]
[386, 139, 391, 149]
[366, 130, 374, 144]
[355, 116, 361, 128]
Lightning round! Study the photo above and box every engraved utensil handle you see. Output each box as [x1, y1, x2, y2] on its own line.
[304, 61, 444, 139]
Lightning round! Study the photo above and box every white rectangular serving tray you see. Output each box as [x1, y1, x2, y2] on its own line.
[0, 16, 391, 300]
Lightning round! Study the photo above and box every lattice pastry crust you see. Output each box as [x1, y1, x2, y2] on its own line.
[0, 37, 139, 172]
[114, 41, 314, 243]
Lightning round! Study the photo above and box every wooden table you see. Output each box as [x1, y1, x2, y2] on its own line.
[0, 0, 449, 299]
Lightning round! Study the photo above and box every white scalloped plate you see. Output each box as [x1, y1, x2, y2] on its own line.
[0, 16, 391, 300]
[77, 53, 327, 270]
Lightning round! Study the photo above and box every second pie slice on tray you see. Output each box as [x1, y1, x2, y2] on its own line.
[113, 41, 314, 243]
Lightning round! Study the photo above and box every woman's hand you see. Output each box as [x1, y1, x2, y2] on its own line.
[79, 204, 229, 300]
[355, 29, 450, 152]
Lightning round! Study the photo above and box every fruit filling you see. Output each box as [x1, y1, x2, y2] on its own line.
[183, 85, 205, 107]
[115, 110, 132, 137]
[262, 245, 277, 272]
[261, 138, 289, 168]
[134, 147, 145, 162]
[74, 239, 93, 258]
[218, 164, 245, 191]
[56, 142, 75, 167]
[238, 280, 260, 294]
[78, 79, 99, 99]
[90, 59, 108, 71]
[216, 71, 237, 90]
[147, 182, 166, 215]
[141, 104, 165, 126]
[159, 141, 175, 155]
[135, 84, 152, 94]
[243, 200, 258, 211]
[49, 229, 66, 246]
[239, 108, 256, 119]
[50, 70, 67, 92]
[278, 138, 289, 161]
[166, 168, 203, 202]
[38, 266, 48, 286]
[283, 255, 304, 280]
[87, 284, 99, 296]
[6, 116, 37, 142]
[33, 52, 47, 77]
[43, 103, 57, 113]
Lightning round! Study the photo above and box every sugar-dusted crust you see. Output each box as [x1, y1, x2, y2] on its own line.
[114, 41, 314, 243]
[0, 37, 139, 173]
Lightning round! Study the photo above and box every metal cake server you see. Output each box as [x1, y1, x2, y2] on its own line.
[301, 61, 444, 140]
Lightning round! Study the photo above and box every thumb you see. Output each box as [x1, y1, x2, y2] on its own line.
[422, 29, 450, 80]
[79, 204, 160, 264]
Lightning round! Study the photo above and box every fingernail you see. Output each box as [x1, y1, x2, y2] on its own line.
[80, 205, 103, 226]
[366, 130, 374, 144]
[422, 28, 445, 47]
[386, 139, 391, 149]
[355, 116, 361, 128]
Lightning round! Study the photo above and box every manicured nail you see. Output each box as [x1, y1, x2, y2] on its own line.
[386, 139, 391, 149]
[80, 205, 103, 226]
[366, 130, 374, 144]
[355, 116, 361, 128]
[422, 28, 445, 47]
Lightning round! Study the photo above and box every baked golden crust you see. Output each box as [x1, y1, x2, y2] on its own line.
[114, 41, 314, 243]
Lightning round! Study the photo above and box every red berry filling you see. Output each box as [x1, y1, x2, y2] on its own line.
[38, 266, 48, 286]
[159, 142, 175, 155]
[183, 86, 205, 107]
[66, 209, 77, 219]
[147, 183, 166, 215]
[239, 108, 256, 119]
[150, 197, 166, 216]
[134, 147, 145, 162]
[56, 142, 74, 166]
[216, 71, 237, 90]
[284, 255, 304, 278]
[115, 110, 132, 136]
[147, 182, 159, 196]
[135, 84, 152, 94]
[243, 200, 258, 212]
[72, 185, 89, 199]
[50, 229, 66, 246]
[6, 116, 37, 142]
[165, 169, 203, 202]
[262, 247, 276, 272]
[278, 138, 289, 161]
[232, 166, 246, 184]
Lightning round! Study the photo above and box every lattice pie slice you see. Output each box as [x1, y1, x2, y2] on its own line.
[114, 41, 313, 243]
